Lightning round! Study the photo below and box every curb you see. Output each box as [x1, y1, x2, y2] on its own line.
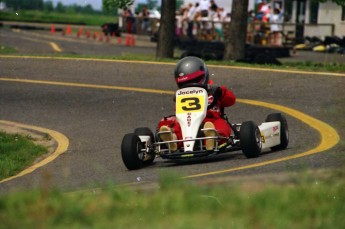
[0, 120, 69, 184]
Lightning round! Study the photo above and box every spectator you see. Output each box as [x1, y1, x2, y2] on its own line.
[175, 6, 184, 37]
[187, 3, 199, 39]
[258, 0, 269, 13]
[210, 0, 218, 12]
[223, 11, 231, 22]
[270, 8, 283, 45]
[140, 5, 150, 35]
[181, 6, 189, 36]
[218, 7, 228, 21]
[260, 1, 271, 22]
[132, 11, 139, 34]
[124, 8, 134, 34]
[247, 10, 255, 43]
[213, 7, 224, 41]
[199, 0, 211, 18]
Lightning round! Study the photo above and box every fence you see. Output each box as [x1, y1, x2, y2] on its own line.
[121, 16, 335, 46]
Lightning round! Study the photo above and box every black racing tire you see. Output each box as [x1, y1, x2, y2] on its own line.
[134, 127, 155, 165]
[265, 113, 289, 151]
[240, 121, 262, 158]
[121, 133, 143, 170]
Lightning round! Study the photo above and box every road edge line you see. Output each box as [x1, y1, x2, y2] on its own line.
[0, 120, 69, 184]
[184, 99, 340, 178]
[1, 55, 344, 77]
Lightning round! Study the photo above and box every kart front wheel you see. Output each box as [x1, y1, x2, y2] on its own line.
[266, 113, 289, 151]
[134, 127, 155, 165]
[121, 133, 143, 170]
[240, 121, 262, 158]
[134, 127, 155, 142]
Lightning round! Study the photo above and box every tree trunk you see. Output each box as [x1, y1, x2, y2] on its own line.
[156, 0, 176, 58]
[224, 0, 249, 61]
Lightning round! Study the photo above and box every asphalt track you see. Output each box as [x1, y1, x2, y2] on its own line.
[0, 27, 344, 193]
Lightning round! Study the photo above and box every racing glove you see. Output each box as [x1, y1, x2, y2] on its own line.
[208, 85, 223, 100]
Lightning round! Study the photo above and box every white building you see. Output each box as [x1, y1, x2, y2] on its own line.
[259, 0, 343, 38]
[183, 0, 344, 39]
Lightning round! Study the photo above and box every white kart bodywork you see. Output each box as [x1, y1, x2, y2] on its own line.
[174, 87, 283, 152]
[175, 87, 208, 152]
[259, 121, 281, 150]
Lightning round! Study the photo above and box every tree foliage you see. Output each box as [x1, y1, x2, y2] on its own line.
[147, 0, 159, 9]
[0, 0, 99, 14]
[43, 1, 54, 12]
[102, 0, 133, 11]
[0, 0, 44, 10]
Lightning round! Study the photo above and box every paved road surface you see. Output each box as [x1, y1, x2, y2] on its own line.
[0, 27, 344, 193]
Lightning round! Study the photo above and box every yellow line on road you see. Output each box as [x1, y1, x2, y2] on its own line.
[1, 55, 344, 77]
[49, 42, 62, 52]
[0, 77, 173, 95]
[14, 36, 47, 44]
[184, 99, 340, 178]
[4, 32, 62, 52]
[0, 77, 340, 180]
[209, 64, 345, 77]
[0, 120, 69, 184]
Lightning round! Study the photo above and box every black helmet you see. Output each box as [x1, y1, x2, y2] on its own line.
[174, 56, 209, 88]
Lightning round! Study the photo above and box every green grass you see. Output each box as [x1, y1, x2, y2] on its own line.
[0, 170, 344, 229]
[274, 61, 345, 73]
[0, 45, 17, 54]
[0, 132, 48, 180]
[0, 10, 117, 26]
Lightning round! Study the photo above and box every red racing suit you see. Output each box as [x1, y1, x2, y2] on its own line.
[157, 85, 236, 141]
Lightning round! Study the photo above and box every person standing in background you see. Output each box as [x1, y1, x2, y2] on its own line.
[187, 3, 199, 39]
[199, 0, 211, 18]
[270, 8, 283, 45]
[140, 5, 150, 35]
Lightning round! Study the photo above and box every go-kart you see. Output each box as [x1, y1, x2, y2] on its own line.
[121, 85, 289, 170]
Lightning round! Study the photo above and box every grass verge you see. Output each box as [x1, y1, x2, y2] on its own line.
[0, 170, 344, 229]
[0, 10, 116, 26]
[0, 131, 48, 180]
[0, 45, 17, 54]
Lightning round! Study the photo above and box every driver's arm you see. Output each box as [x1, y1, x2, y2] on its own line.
[219, 86, 236, 107]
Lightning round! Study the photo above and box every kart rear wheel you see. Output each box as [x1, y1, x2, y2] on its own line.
[134, 127, 155, 165]
[266, 113, 289, 151]
[240, 121, 262, 158]
[121, 133, 143, 170]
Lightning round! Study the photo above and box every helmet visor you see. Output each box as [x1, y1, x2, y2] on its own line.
[176, 70, 205, 87]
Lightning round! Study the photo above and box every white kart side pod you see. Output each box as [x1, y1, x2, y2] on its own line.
[259, 121, 281, 150]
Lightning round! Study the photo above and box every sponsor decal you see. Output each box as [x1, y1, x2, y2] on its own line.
[261, 133, 266, 143]
[176, 70, 205, 83]
[181, 153, 194, 158]
[187, 112, 191, 127]
[272, 126, 279, 132]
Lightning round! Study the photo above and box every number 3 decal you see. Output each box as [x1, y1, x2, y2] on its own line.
[181, 97, 201, 111]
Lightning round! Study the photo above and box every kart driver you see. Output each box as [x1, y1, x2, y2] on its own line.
[158, 56, 236, 151]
